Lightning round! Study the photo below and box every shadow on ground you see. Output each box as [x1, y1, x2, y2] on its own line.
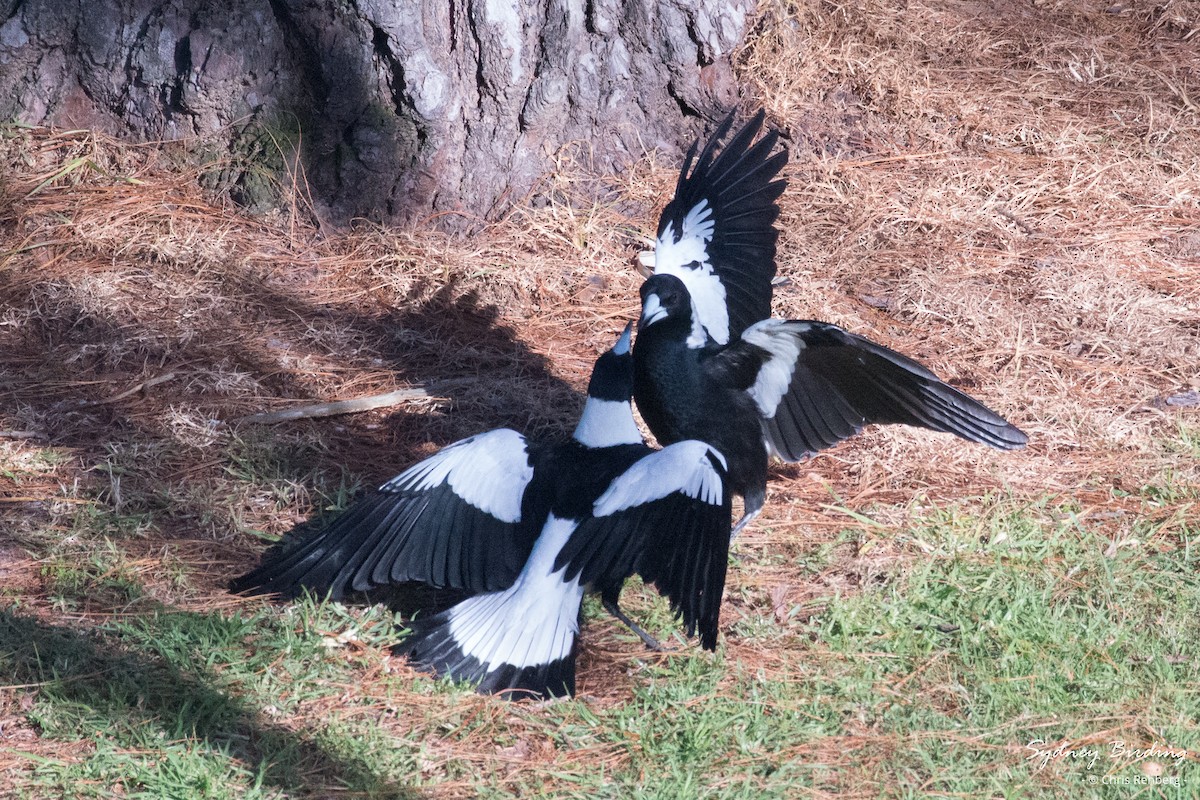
[0, 262, 582, 545]
[0, 607, 421, 798]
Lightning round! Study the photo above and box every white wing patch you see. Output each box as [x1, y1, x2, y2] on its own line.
[685, 295, 709, 349]
[653, 199, 730, 345]
[655, 200, 715, 271]
[379, 428, 532, 523]
[593, 441, 727, 516]
[742, 320, 806, 419]
[447, 514, 583, 669]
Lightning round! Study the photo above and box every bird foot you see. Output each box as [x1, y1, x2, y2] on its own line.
[603, 598, 669, 652]
[731, 505, 762, 539]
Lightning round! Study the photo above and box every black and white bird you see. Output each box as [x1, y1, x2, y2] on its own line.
[231, 325, 731, 699]
[633, 110, 1028, 534]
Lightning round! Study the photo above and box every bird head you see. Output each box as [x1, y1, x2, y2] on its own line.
[585, 321, 635, 402]
[639, 273, 707, 348]
[639, 274, 692, 327]
[574, 322, 643, 448]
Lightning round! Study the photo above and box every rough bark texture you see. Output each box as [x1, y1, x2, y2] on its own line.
[0, 0, 754, 226]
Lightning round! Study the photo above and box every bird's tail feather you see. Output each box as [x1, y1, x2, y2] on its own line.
[395, 576, 583, 700]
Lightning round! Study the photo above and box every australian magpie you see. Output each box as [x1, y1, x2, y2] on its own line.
[231, 325, 732, 699]
[633, 110, 1028, 534]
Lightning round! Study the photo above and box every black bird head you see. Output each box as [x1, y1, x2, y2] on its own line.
[638, 273, 694, 330]
[574, 322, 642, 448]
[586, 321, 635, 402]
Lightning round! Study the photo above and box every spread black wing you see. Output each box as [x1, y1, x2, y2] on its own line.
[553, 441, 732, 650]
[733, 320, 1028, 460]
[653, 109, 789, 345]
[230, 429, 540, 599]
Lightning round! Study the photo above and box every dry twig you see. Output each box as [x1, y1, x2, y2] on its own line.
[233, 387, 432, 425]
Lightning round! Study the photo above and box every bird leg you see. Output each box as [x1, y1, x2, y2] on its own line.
[730, 508, 760, 538]
[731, 489, 765, 539]
[601, 589, 666, 652]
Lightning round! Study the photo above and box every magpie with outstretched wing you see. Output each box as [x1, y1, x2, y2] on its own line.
[233, 325, 731, 699]
[633, 111, 1027, 534]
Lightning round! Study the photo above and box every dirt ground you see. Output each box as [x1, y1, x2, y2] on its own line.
[1, 0, 1199, 786]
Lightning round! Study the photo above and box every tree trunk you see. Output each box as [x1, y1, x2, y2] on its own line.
[0, 0, 754, 227]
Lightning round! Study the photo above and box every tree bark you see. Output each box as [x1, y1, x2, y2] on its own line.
[0, 0, 754, 227]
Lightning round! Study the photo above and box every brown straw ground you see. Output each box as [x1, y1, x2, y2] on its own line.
[2, 0, 1199, 794]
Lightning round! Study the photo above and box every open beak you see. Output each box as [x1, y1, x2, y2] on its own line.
[612, 321, 633, 354]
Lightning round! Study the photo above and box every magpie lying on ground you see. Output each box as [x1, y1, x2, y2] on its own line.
[633, 110, 1028, 534]
[231, 325, 731, 699]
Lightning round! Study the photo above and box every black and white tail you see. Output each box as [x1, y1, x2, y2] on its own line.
[395, 514, 585, 700]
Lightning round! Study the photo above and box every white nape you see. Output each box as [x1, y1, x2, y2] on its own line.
[573, 397, 643, 449]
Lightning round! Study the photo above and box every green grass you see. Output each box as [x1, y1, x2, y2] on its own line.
[799, 500, 1199, 797]
[3, 485, 1197, 799]
[40, 538, 145, 613]
[2, 603, 421, 799]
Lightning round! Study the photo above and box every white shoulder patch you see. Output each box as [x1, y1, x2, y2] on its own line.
[653, 199, 730, 345]
[742, 320, 807, 419]
[593, 441, 727, 516]
[380, 428, 533, 523]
